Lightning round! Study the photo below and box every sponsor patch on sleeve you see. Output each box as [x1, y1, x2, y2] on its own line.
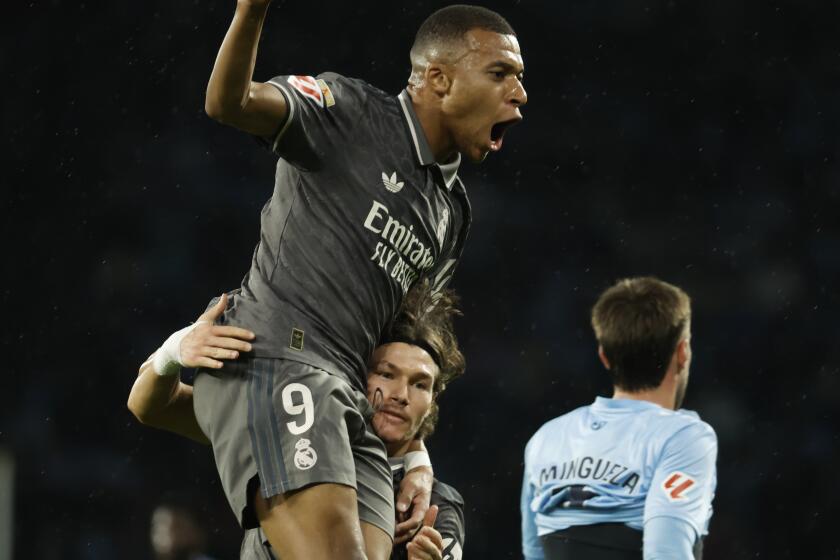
[287, 75, 334, 108]
[661, 471, 696, 501]
[317, 79, 335, 107]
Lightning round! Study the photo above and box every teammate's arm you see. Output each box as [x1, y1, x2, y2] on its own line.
[395, 439, 434, 543]
[128, 294, 255, 444]
[128, 354, 209, 444]
[205, 0, 288, 137]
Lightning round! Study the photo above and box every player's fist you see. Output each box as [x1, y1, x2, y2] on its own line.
[406, 506, 443, 560]
[179, 293, 256, 369]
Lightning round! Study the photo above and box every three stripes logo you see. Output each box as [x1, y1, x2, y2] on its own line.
[382, 171, 405, 193]
[662, 471, 696, 501]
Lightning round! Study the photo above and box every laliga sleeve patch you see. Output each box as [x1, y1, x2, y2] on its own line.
[287, 75, 327, 107]
[662, 471, 696, 501]
[317, 79, 336, 107]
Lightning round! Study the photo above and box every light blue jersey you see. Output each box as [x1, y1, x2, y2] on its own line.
[521, 397, 717, 559]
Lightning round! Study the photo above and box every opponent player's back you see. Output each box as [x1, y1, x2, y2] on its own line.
[523, 397, 716, 535]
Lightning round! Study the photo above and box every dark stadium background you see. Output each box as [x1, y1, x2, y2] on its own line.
[4, 0, 839, 558]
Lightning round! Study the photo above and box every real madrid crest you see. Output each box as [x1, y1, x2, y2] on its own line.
[293, 438, 318, 470]
[436, 207, 449, 247]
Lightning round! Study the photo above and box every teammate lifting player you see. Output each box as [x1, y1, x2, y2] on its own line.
[130, 282, 467, 560]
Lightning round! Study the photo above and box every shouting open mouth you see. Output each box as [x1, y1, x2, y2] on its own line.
[489, 117, 522, 152]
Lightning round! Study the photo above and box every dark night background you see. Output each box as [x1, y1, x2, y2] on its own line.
[3, 0, 840, 558]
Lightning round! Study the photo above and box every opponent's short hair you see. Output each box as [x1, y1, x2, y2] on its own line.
[410, 4, 515, 64]
[381, 279, 465, 440]
[591, 277, 691, 392]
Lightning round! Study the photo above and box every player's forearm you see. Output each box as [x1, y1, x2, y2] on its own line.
[128, 358, 179, 423]
[205, 1, 270, 122]
[127, 359, 210, 445]
[150, 384, 210, 445]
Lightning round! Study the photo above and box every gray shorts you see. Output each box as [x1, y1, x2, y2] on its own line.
[193, 358, 394, 538]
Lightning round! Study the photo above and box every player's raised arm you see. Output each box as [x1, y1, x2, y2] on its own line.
[205, 0, 287, 137]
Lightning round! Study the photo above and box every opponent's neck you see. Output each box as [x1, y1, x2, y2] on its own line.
[612, 385, 676, 411]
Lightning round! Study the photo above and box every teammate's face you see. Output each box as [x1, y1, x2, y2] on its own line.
[367, 342, 438, 455]
[442, 29, 527, 162]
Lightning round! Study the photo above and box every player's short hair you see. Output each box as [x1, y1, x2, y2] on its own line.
[382, 280, 465, 440]
[591, 277, 691, 392]
[410, 4, 516, 64]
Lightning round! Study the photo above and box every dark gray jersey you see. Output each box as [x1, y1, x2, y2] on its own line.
[390, 464, 466, 560]
[222, 73, 471, 390]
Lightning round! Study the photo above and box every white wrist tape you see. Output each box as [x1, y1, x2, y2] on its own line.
[404, 450, 433, 473]
[152, 321, 207, 377]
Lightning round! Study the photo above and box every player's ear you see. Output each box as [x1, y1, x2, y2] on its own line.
[425, 64, 452, 96]
[597, 345, 611, 370]
[675, 338, 690, 371]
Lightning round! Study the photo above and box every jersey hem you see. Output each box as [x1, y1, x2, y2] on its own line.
[249, 352, 362, 392]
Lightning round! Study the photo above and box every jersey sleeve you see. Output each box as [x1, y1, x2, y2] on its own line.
[521, 440, 545, 560]
[644, 421, 717, 538]
[643, 516, 695, 560]
[434, 499, 465, 560]
[261, 72, 367, 170]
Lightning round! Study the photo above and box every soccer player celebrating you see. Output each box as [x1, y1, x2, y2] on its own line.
[521, 277, 717, 560]
[129, 283, 467, 560]
[181, 2, 525, 558]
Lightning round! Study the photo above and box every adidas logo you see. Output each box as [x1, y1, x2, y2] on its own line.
[381, 171, 404, 193]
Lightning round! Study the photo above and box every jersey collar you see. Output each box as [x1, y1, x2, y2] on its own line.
[592, 396, 667, 412]
[398, 90, 461, 190]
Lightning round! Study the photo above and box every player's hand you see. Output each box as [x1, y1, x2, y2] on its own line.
[180, 293, 256, 369]
[406, 506, 443, 560]
[237, 0, 273, 9]
[394, 465, 433, 544]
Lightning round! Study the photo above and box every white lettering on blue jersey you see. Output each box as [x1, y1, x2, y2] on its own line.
[521, 397, 717, 560]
